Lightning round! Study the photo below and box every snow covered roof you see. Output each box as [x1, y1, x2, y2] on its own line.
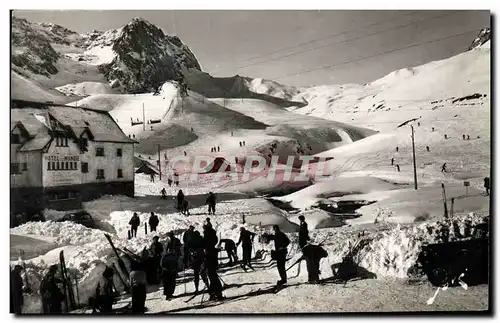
[11, 100, 136, 151]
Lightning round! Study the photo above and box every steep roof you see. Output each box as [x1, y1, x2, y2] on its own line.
[11, 100, 136, 151]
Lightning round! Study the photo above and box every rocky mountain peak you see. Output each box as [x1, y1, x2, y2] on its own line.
[468, 28, 491, 50]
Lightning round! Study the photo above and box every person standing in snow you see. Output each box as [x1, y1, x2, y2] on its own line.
[206, 192, 216, 215]
[203, 224, 224, 300]
[243, 141, 246, 146]
[391, 158, 394, 166]
[239, 142, 242, 147]
[160, 248, 178, 301]
[160, 188, 167, 200]
[10, 265, 24, 314]
[177, 190, 185, 210]
[183, 226, 195, 267]
[396, 164, 400, 172]
[463, 134, 466, 140]
[93, 266, 116, 313]
[181, 199, 190, 216]
[166, 232, 182, 259]
[236, 228, 255, 270]
[129, 262, 147, 313]
[40, 265, 64, 314]
[217, 146, 220, 152]
[467, 134, 470, 140]
[484, 177, 490, 196]
[441, 163, 447, 173]
[219, 238, 238, 266]
[396, 146, 399, 152]
[298, 215, 311, 249]
[266, 225, 290, 286]
[129, 213, 140, 238]
[149, 212, 159, 232]
[300, 244, 328, 284]
[190, 230, 209, 293]
[150, 173, 155, 183]
[150, 236, 164, 284]
[174, 172, 180, 186]
[426, 146, 430, 152]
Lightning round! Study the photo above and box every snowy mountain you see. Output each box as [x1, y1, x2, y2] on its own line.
[10, 16, 304, 108]
[467, 28, 491, 50]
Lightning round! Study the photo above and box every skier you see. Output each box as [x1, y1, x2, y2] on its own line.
[150, 173, 155, 183]
[239, 142, 242, 147]
[237, 228, 255, 270]
[206, 192, 216, 215]
[484, 177, 490, 196]
[129, 213, 140, 238]
[183, 226, 195, 267]
[396, 164, 400, 172]
[463, 134, 466, 140]
[391, 158, 394, 166]
[10, 265, 24, 314]
[191, 127, 194, 132]
[217, 146, 220, 152]
[432, 127, 435, 132]
[444, 134, 448, 139]
[205, 217, 213, 229]
[426, 146, 430, 152]
[396, 146, 399, 152]
[300, 243, 328, 284]
[167, 175, 173, 187]
[94, 266, 116, 313]
[150, 236, 164, 284]
[166, 232, 182, 259]
[266, 225, 290, 286]
[160, 248, 179, 301]
[174, 172, 180, 186]
[417, 122, 420, 127]
[184, 151, 187, 156]
[40, 265, 64, 314]
[298, 215, 311, 249]
[243, 141, 246, 146]
[176, 190, 185, 210]
[190, 230, 209, 293]
[160, 188, 167, 200]
[203, 223, 224, 300]
[181, 199, 190, 216]
[129, 262, 147, 313]
[219, 238, 238, 266]
[441, 163, 447, 173]
[149, 212, 159, 232]
[467, 135, 470, 140]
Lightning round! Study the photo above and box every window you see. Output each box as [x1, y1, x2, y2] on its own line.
[11, 134, 20, 144]
[65, 161, 69, 170]
[117, 169, 123, 178]
[96, 147, 104, 157]
[73, 162, 77, 170]
[61, 162, 65, 170]
[56, 162, 60, 170]
[48, 162, 52, 170]
[10, 163, 20, 174]
[55, 136, 69, 147]
[22, 163, 27, 171]
[51, 162, 55, 170]
[116, 148, 123, 157]
[65, 138, 68, 146]
[81, 162, 88, 173]
[96, 169, 105, 179]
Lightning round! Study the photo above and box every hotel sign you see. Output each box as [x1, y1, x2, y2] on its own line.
[45, 155, 80, 162]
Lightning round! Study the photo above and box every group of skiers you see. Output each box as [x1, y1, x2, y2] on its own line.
[167, 172, 180, 187]
[239, 141, 246, 147]
[210, 147, 220, 153]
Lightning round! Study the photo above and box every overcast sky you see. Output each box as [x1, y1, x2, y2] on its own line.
[13, 10, 490, 87]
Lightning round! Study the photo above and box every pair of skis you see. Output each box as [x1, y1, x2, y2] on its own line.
[104, 233, 131, 293]
[59, 251, 77, 312]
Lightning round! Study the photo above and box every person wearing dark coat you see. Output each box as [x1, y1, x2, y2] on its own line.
[177, 190, 185, 210]
[183, 226, 195, 267]
[236, 228, 255, 270]
[203, 224, 224, 300]
[441, 163, 447, 173]
[219, 238, 238, 266]
[40, 265, 64, 314]
[181, 199, 190, 216]
[94, 267, 116, 313]
[129, 262, 147, 313]
[190, 231, 209, 293]
[267, 225, 290, 285]
[206, 192, 216, 215]
[298, 215, 311, 249]
[150, 236, 164, 284]
[129, 213, 140, 238]
[484, 177, 490, 196]
[166, 232, 182, 260]
[160, 249, 178, 300]
[10, 265, 24, 314]
[160, 188, 167, 200]
[300, 244, 328, 284]
[149, 212, 159, 232]
[205, 217, 213, 228]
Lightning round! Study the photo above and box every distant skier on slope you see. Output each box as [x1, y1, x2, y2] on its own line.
[206, 192, 217, 215]
[391, 158, 394, 166]
[426, 146, 430, 152]
[396, 164, 400, 172]
[484, 177, 490, 196]
[441, 163, 447, 173]
[177, 190, 185, 210]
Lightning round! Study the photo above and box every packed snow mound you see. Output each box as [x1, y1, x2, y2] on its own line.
[55, 81, 116, 96]
[246, 77, 303, 101]
[10, 221, 107, 246]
